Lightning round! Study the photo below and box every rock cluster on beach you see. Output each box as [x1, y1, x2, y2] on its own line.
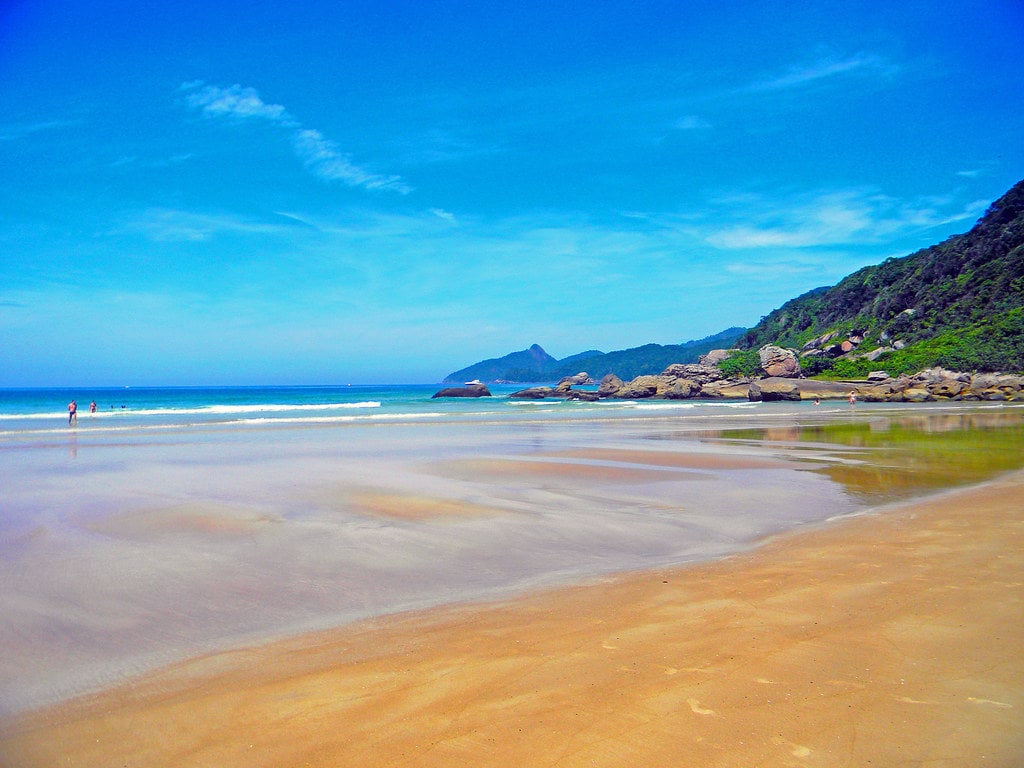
[494, 347, 1024, 403]
[857, 368, 1024, 402]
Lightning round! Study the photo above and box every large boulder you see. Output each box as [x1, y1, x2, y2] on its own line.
[758, 345, 802, 378]
[700, 379, 752, 398]
[748, 378, 801, 402]
[698, 349, 735, 367]
[902, 388, 935, 402]
[662, 363, 724, 385]
[802, 331, 839, 351]
[558, 372, 593, 386]
[598, 373, 625, 397]
[929, 379, 967, 398]
[432, 384, 491, 398]
[658, 378, 700, 399]
[508, 386, 556, 399]
[509, 384, 600, 401]
[614, 375, 661, 399]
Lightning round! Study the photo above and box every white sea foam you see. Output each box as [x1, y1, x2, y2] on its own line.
[197, 401, 381, 414]
[0, 401, 381, 420]
[240, 412, 445, 425]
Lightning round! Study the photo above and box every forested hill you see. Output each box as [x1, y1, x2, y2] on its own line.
[736, 178, 1024, 376]
[443, 327, 744, 384]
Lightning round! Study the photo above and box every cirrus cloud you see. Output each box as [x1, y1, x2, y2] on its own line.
[181, 81, 411, 194]
[701, 188, 988, 250]
[292, 129, 412, 194]
[749, 52, 898, 92]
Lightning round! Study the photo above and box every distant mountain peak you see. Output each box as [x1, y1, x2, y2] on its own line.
[442, 328, 745, 384]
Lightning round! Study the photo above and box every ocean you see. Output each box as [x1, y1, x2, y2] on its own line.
[0, 383, 768, 436]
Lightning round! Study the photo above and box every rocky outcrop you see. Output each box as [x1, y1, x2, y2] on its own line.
[662, 362, 726, 385]
[498, 357, 1024, 405]
[509, 385, 599, 401]
[598, 374, 625, 397]
[799, 328, 908, 365]
[858, 368, 1024, 402]
[432, 384, 491, 398]
[614, 375, 661, 399]
[748, 378, 801, 402]
[699, 379, 754, 399]
[758, 345, 801, 378]
[558, 372, 593, 386]
[698, 349, 735, 367]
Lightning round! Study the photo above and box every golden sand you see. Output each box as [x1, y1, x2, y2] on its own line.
[3, 472, 1022, 768]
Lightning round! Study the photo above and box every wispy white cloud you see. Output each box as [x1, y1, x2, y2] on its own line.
[181, 81, 410, 194]
[182, 82, 293, 124]
[672, 115, 712, 131]
[116, 208, 292, 242]
[272, 211, 322, 230]
[700, 188, 986, 250]
[0, 118, 82, 141]
[429, 208, 457, 223]
[749, 52, 898, 92]
[292, 129, 412, 194]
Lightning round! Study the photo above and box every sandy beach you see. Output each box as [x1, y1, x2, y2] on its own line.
[1, 404, 1023, 766]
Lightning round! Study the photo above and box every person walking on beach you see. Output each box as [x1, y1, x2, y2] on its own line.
[68, 399, 78, 425]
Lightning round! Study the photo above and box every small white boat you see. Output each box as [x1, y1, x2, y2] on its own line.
[464, 379, 483, 386]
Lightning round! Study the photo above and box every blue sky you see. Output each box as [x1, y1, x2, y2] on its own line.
[2, 1, 1023, 385]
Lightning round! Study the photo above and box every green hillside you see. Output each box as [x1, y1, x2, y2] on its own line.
[443, 327, 744, 384]
[737, 178, 1024, 377]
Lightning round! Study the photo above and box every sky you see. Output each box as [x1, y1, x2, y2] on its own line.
[2, 1, 1023, 386]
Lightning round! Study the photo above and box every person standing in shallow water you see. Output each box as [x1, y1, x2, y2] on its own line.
[68, 400, 77, 425]
[848, 390, 857, 405]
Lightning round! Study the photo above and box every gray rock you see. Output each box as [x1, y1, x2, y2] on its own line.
[662, 363, 724, 384]
[598, 373, 625, 397]
[614, 375, 660, 399]
[748, 378, 801, 402]
[558, 372, 593, 386]
[863, 347, 893, 362]
[698, 349, 735, 366]
[432, 384, 492, 398]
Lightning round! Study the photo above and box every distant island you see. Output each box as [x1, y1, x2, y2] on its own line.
[443, 328, 745, 385]
[444, 177, 1024, 396]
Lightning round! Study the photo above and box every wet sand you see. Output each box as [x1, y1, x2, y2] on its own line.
[3, 467, 1022, 767]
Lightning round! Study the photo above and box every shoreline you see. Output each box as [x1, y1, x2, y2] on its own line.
[3, 469, 1022, 767]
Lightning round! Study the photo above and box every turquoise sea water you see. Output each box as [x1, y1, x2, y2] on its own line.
[0, 383, 766, 436]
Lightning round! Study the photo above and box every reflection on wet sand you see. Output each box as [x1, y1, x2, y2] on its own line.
[3, 467, 1021, 768]
[348, 491, 513, 521]
[1, 402, 1023, 766]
